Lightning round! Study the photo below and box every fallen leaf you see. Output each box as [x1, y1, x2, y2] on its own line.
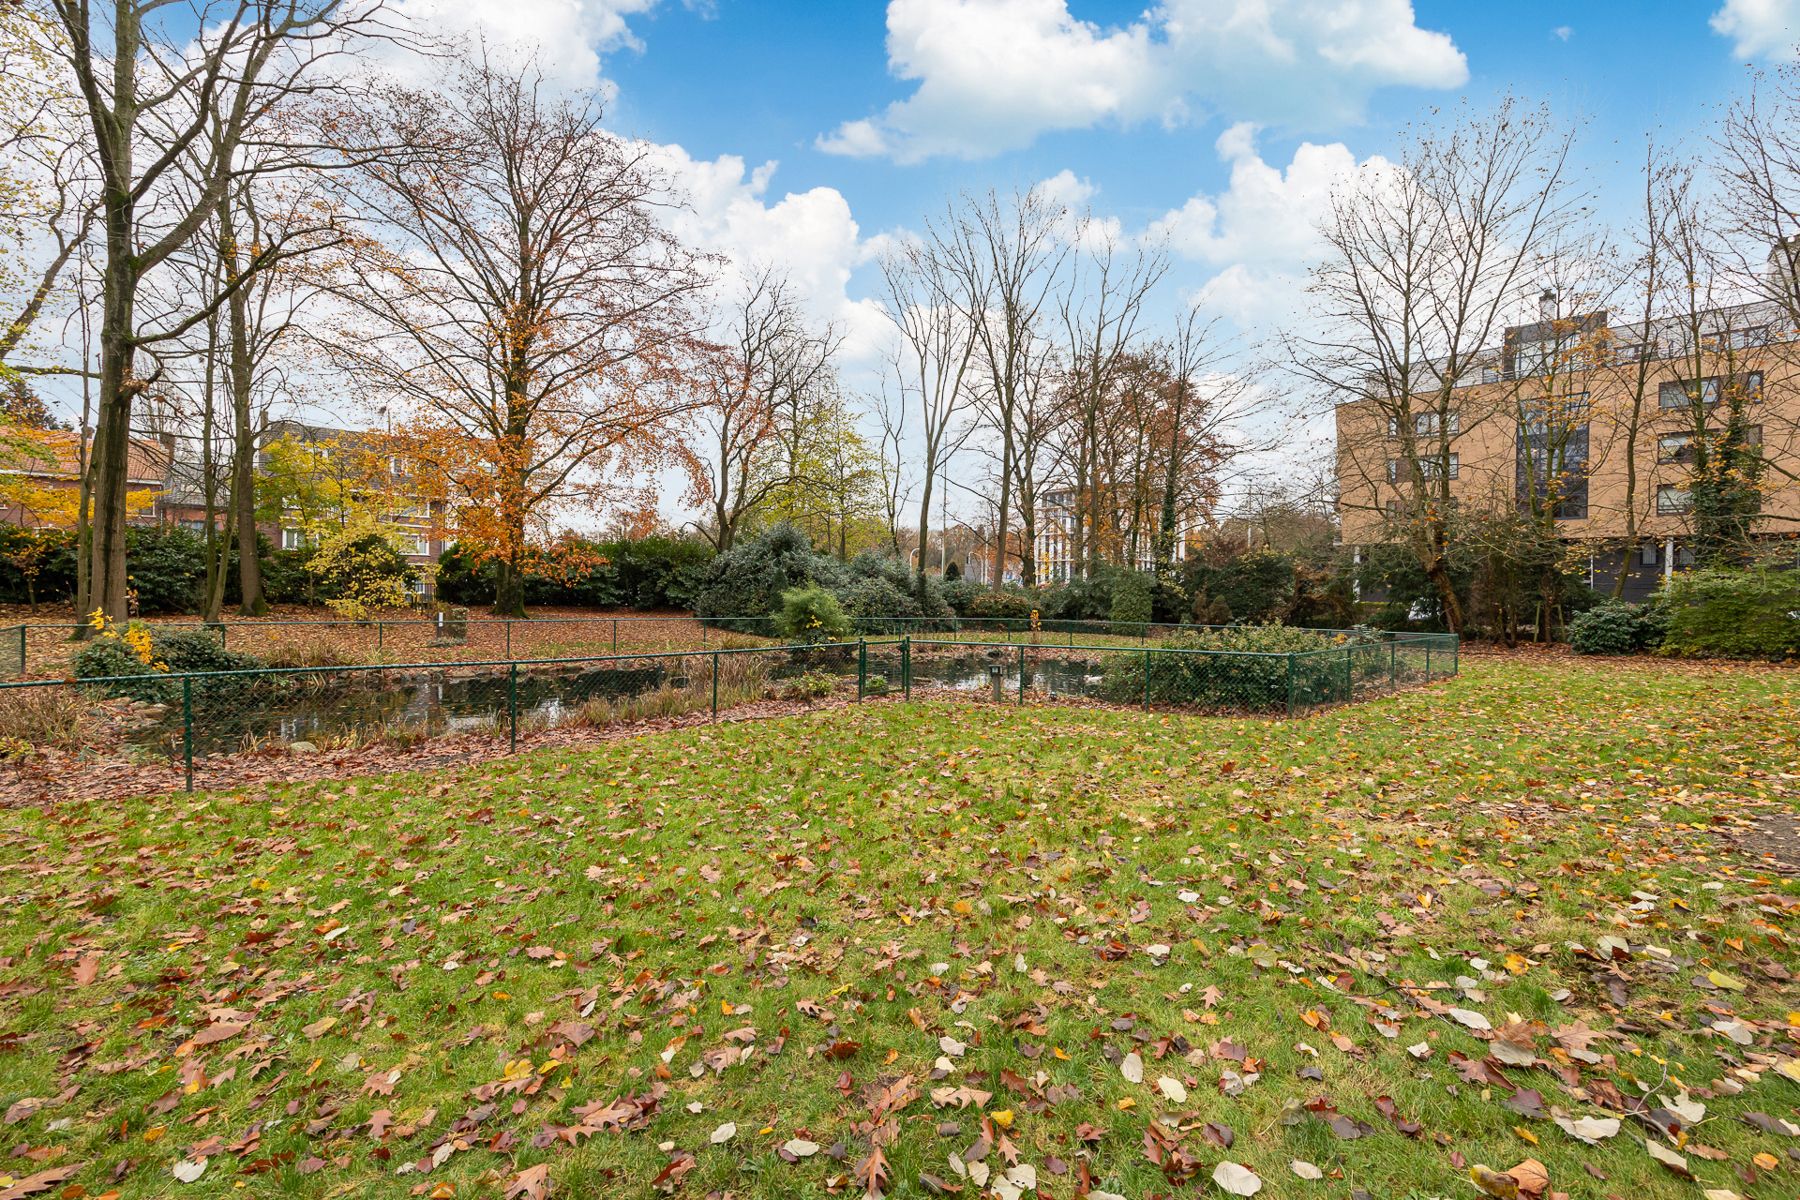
[1211, 1160, 1261, 1196]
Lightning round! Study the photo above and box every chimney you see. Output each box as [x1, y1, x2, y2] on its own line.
[1538, 288, 1558, 323]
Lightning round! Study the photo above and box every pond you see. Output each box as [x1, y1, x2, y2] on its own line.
[137, 650, 1127, 756]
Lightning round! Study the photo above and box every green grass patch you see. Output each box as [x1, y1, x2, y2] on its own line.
[1, 657, 1798, 1199]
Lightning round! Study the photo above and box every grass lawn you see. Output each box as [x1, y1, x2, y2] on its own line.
[2, 656, 1798, 1200]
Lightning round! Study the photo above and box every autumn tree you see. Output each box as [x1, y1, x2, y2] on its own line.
[1053, 223, 1168, 577]
[44, 0, 393, 627]
[328, 58, 708, 617]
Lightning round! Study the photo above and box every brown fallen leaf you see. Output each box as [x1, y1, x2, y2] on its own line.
[505, 1163, 550, 1200]
[0, 1164, 82, 1200]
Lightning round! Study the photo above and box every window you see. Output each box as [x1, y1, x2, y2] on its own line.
[1659, 372, 1762, 409]
[396, 532, 429, 557]
[1614, 342, 1646, 364]
[1639, 542, 1659, 567]
[281, 528, 307, 550]
[1657, 432, 1693, 464]
[1389, 453, 1461, 482]
[1730, 325, 1769, 350]
[1744, 423, 1764, 447]
[1517, 414, 1589, 520]
[1656, 485, 1693, 515]
[1386, 412, 1460, 438]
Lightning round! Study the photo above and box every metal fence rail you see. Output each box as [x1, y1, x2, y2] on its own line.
[4, 612, 1452, 677]
[0, 629, 1457, 792]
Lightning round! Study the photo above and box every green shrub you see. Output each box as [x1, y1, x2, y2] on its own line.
[1567, 600, 1655, 655]
[74, 622, 266, 704]
[941, 579, 981, 615]
[836, 574, 924, 632]
[782, 670, 838, 701]
[967, 588, 1035, 622]
[1108, 569, 1154, 636]
[1100, 625, 1367, 711]
[1659, 568, 1800, 659]
[0, 527, 78, 608]
[775, 584, 851, 645]
[1037, 572, 1113, 622]
[1185, 548, 1297, 624]
[864, 673, 889, 696]
[694, 524, 838, 631]
[125, 526, 206, 614]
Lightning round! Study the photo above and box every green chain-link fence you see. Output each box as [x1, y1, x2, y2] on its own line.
[0, 627, 1456, 791]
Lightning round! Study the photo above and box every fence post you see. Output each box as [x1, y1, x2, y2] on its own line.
[616, 619, 621, 652]
[901, 635, 911, 700]
[508, 662, 518, 752]
[1017, 643, 1026, 705]
[857, 639, 867, 701]
[1390, 639, 1398, 691]
[505, 620, 513, 658]
[182, 676, 194, 792]
[1425, 643, 1432, 682]
[376, 620, 383, 650]
[219, 624, 227, 651]
[712, 651, 720, 719]
[1285, 653, 1296, 718]
[1341, 646, 1353, 702]
[699, 620, 705, 649]
[16, 624, 24, 676]
[1143, 649, 1152, 711]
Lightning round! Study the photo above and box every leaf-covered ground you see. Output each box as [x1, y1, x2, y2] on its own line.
[2, 656, 1798, 1200]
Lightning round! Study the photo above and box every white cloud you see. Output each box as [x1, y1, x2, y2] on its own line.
[387, 0, 666, 88]
[1553, 25, 1573, 41]
[1146, 124, 1393, 329]
[642, 145, 889, 361]
[1712, 0, 1800, 59]
[819, 0, 1467, 163]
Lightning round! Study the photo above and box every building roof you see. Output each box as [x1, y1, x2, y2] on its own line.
[0, 431, 170, 488]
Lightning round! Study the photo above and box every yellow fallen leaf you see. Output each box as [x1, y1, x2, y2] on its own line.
[1512, 1125, 1538, 1145]
[1752, 1152, 1779, 1170]
[1706, 970, 1746, 991]
[991, 1110, 1013, 1128]
[1469, 1164, 1519, 1199]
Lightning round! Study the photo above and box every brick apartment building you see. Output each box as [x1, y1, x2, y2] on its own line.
[1, 420, 447, 584]
[1336, 295, 1800, 602]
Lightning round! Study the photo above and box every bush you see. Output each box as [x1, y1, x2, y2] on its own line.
[941, 579, 982, 615]
[864, 673, 889, 696]
[1567, 600, 1657, 655]
[836, 574, 924, 631]
[775, 584, 851, 645]
[74, 619, 265, 703]
[125, 526, 207, 615]
[306, 526, 418, 619]
[0, 527, 78, 608]
[782, 670, 838, 702]
[1659, 568, 1800, 659]
[1185, 548, 1297, 624]
[694, 524, 837, 630]
[1108, 569, 1154, 635]
[1038, 572, 1114, 622]
[1101, 625, 1361, 711]
[967, 588, 1036, 622]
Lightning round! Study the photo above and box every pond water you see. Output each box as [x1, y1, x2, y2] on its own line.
[139, 650, 1123, 756]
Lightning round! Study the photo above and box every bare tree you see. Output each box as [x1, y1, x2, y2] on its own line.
[1054, 222, 1168, 577]
[1298, 98, 1578, 633]
[327, 57, 709, 617]
[46, 0, 396, 625]
[879, 237, 979, 597]
[934, 188, 1067, 587]
[693, 268, 840, 551]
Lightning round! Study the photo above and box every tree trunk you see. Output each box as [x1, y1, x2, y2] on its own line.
[223, 199, 266, 615]
[84, 191, 138, 632]
[493, 551, 527, 619]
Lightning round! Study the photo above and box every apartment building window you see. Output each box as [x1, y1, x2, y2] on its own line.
[1730, 325, 1770, 349]
[1517, 411, 1589, 520]
[1744, 423, 1764, 447]
[1659, 371, 1762, 409]
[1614, 342, 1646, 363]
[1657, 432, 1693, 464]
[1389, 454, 1458, 482]
[1385, 411, 1460, 438]
[281, 528, 307, 550]
[1656, 484, 1693, 514]
[396, 532, 429, 556]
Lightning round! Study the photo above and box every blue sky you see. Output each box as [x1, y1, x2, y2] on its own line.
[513, 1, 1795, 351]
[361, 0, 1800, 519]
